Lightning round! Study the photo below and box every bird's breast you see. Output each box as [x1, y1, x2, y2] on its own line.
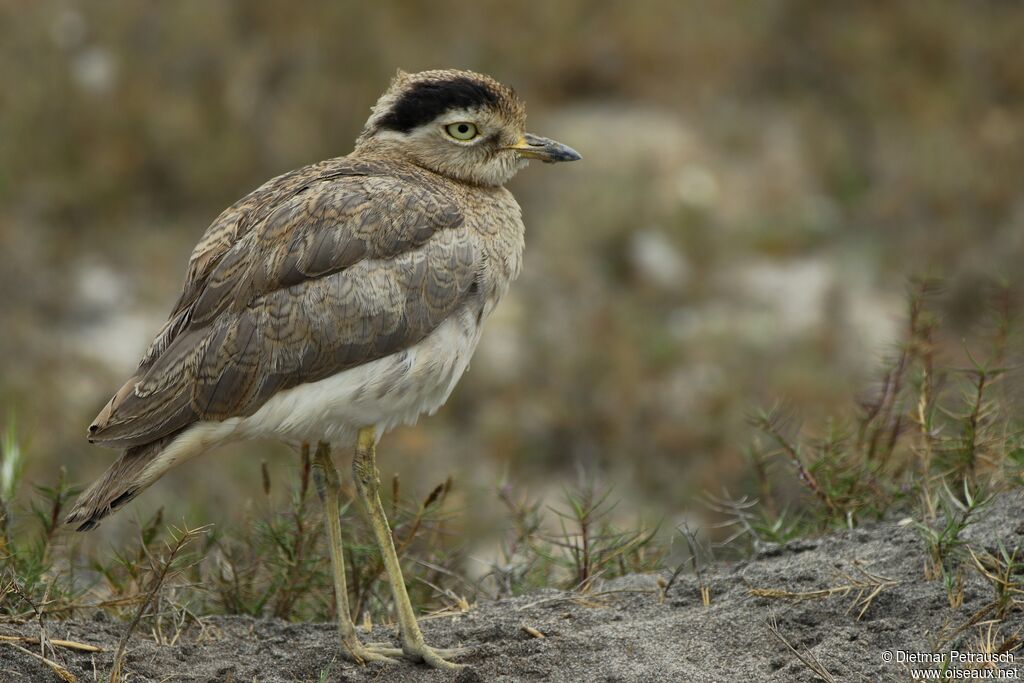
[464, 186, 526, 304]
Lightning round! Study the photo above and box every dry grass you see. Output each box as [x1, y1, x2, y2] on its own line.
[766, 613, 838, 683]
[749, 563, 899, 620]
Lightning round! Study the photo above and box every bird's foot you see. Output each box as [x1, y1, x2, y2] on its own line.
[405, 642, 470, 669]
[362, 642, 403, 657]
[340, 640, 399, 665]
[365, 641, 469, 669]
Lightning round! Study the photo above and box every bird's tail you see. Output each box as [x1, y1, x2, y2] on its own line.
[65, 433, 178, 531]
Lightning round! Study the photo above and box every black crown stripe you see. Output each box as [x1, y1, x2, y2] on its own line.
[377, 77, 500, 133]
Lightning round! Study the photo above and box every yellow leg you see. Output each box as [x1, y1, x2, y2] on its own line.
[351, 428, 467, 669]
[311, 442, 401, 664]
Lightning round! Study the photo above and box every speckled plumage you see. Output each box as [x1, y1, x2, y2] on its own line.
[66, 68, 575, 540]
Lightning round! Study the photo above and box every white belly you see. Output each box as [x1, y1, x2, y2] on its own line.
[136, 306, 488, 488]
[235, 307, 484, 446]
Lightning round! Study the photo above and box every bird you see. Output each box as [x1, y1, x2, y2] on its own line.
[65, 68, 580, 669]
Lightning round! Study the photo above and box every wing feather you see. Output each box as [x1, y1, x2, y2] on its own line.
[89, 160, 474, 447]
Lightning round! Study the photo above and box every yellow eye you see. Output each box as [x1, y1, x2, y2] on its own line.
[445, 122, 478, 141]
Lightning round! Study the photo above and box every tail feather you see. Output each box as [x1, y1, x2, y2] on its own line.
[65, 433, 178, 531]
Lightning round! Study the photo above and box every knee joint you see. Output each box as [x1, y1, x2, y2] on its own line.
[352, 450, 378, 488]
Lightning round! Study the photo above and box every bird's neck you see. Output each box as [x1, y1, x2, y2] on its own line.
[350, 133, 408, 161]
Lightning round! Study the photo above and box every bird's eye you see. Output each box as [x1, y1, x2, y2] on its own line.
[445, 122, 478, 141]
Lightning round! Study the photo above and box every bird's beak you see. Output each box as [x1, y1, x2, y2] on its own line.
[505, 133, 582, 163]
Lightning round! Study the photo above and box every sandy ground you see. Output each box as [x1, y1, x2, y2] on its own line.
[4, 493, 1024, 682]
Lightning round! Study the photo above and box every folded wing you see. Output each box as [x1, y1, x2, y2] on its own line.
[89, 162, 474, 448]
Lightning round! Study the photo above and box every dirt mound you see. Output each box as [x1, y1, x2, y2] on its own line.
[4, 494, 1024, 682]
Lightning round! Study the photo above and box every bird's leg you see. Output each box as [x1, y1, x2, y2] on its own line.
[311, 441, 399, 664]
[351, 428, 468, 669]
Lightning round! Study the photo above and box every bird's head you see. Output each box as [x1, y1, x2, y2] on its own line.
[357, 69, 580, 187]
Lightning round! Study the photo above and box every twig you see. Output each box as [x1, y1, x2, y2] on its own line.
[766, 614, 836, 683]
[109, 523, 210, 683]
[2, 640, 76, 682]
[0, 635, 101, 652]
[515, 588, 656, 612]
[749, 565, 898, 620]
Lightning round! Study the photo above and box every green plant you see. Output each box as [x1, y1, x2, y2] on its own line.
[0, 418, 83, 621]
[913, 479, 992, 605]
[109, 522, 210, 683]
[210, 446, 324, 619]
[533, 482, 662, 592]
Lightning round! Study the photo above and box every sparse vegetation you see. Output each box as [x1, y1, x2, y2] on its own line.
[0, 428, 662, 638]
[0, 282, 1020, 681]
[743, 281, 1019, 539]
[721, 283, 1023, 677]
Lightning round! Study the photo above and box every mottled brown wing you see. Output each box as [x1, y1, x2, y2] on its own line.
[135, 157, 380, 370]
[89, 169, 474, 448]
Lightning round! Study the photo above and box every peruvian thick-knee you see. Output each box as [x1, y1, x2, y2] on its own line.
[67, 69, 580, 669]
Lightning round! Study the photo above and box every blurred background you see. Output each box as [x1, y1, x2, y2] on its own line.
[1, 2, 1021, 547]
